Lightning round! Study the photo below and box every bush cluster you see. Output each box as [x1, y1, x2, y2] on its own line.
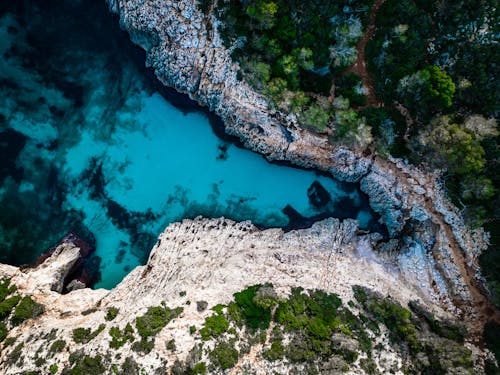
[133, 304, 183, 353]
[105, 307, 119, 321]
[72, 324, 105, 344]
[109, 323, 135, 349]
[11, 296, 44, 325]
[64, 353, 105, 375]
[353, 285, 474, 374]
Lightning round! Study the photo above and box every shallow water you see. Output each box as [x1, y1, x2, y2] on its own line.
[0, 0, 380, 288]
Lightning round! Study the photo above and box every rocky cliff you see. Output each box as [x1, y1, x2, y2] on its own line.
[0, 0, 498, 373]
[105, 0, 498, 338]
[0, 218, 492, 374]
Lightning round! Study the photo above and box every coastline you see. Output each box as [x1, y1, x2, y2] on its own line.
[105, 0, 496, 333]
[0, 0, 498, 373]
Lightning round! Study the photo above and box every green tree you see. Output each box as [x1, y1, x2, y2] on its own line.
[277, 55, 300, 88]
[428, 116, 485, 175]
[246, 1, 278, 29]
[299, 100, 332, 133]
[293, 48, 314, 71]
[460, 176, 495, 202]
[424, 65, 455, 108]
[241, 60, 271, 91]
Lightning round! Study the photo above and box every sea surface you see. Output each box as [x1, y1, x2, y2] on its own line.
[0, 0, 381, 288]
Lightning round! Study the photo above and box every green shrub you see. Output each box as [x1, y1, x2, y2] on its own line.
[354, 286, 421, 353]
[7, 342, 23, 365]
[11, 296, 44, 325]
[200, 313, 229, 340]
[166, 339, 176, 351]
[135, 305, 183, 340]
[0, 321, 7, 342]
[272, 288, 364, 363]
[121, 357, 140, 374]
[109, 323, 135, 349]
[72, 324, 105, 344]
[409, 301, 466, 343]
[131, 338, 154, 354]
[49, 339, 66, 354]
[209, 342, 239, 370]
[132, 304, 181, 354]
[233, 285, 272, 330]
[0, 278, 16, 302]
[370, 298, 420, 352]
[81, 308, 97, 316]
[263, 341, 285, 361]
[105, 307, 119, 321]
[65, 354, 105, 375]
[190, 362, 207, 374]
[227, 302, 244, 326]
[359, 357, 378, 375]
[298, 101, 332, 133]
[353, 286, 368, 304]
[49, 364, 58, 374]
[0, 295, 21, 320]
[4, 336, 16, 346]
[35, 357, 46, 367]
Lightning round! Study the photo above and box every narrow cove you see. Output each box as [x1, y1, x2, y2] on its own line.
[0, 0, 382, 289]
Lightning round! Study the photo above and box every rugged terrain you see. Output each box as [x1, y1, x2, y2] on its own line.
[0, 218, 491, 374]
[105, 0, 498, 334]
[0, 0, 498, 373]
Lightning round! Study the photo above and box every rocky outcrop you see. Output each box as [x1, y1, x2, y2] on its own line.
[106, 0, 371, 182]
[105, 0, 497, 337]
[0, 218, 490, 374]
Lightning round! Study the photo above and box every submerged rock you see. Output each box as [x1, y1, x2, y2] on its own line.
[307, 181, 332, 209]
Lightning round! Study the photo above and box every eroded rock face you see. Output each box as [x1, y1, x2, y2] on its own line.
[105, 0, 371, 182]
[0, 218, 487, 374]
[104, 0, 496, 337]
[104, 0, 485, 248]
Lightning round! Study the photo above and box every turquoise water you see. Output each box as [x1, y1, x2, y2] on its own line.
[63, 92, 376, 288]
[0, 1, 379, 289]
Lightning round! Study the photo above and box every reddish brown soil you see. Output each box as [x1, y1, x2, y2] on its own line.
[343, 0, 387, 108]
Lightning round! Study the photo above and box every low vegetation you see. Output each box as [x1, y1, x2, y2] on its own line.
[132, 303, 183, 353]
[11, 296, 44, 325]
[183, 284, 476, 373]
[210, 0, 373, 139]
[205, 0, 500, 318]
[64, 353, 105, 375]
[0, 279, 45, 345]
[49, 339, 66, 354]
[109, 323, 135, 349]
[354, 286, 474, 374]
[105, 307, 119, 321]
[72, 324, 105, 344]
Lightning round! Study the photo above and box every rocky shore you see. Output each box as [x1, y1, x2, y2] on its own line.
[0, 218, 491, 373]
[0, 0, 497, 373]
[106, 0, 497, 336]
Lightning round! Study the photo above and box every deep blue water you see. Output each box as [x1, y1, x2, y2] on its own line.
[0, 0, 382, 288]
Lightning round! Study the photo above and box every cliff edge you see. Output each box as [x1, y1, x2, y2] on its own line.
[0, 218, 492, 374]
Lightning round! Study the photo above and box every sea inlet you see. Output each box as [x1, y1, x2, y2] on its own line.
[0, 0, 381, 288]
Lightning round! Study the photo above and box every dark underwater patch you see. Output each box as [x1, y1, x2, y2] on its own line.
[0, 0, 154, 271]
[0, 0, 386, 290]
[307, 181, 332, 210]
[0, 129, 27, 184]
